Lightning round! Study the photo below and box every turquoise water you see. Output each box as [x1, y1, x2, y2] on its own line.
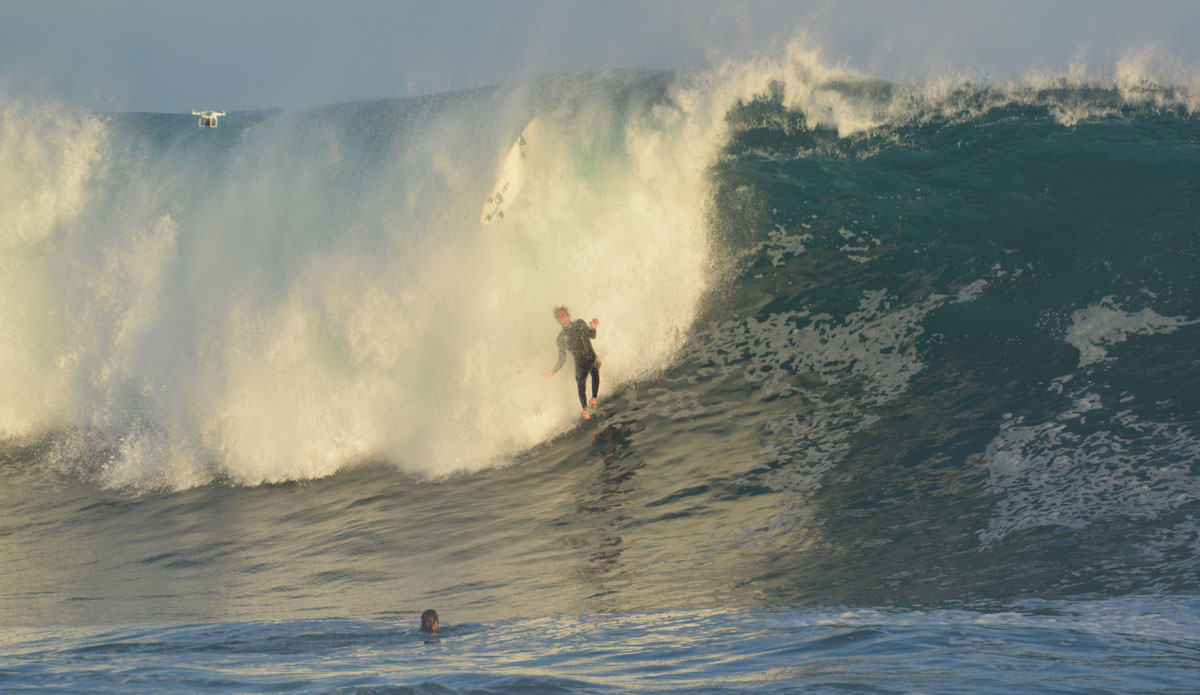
[2, 56, 1199, 692]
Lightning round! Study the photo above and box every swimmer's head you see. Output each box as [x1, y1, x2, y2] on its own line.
[420, 609, 439, 634]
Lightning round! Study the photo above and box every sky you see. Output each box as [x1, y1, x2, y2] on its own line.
[1, 0, 1198, 113]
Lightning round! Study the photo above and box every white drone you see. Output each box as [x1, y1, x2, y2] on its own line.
[192, 110, 226, 128]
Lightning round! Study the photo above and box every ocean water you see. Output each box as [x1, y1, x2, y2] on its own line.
[3, 44, 1199, 693]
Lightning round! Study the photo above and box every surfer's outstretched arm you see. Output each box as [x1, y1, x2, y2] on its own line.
[543, 333, 568, 377]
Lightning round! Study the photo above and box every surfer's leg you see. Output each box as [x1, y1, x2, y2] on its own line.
[574, 364, 589, 411]
[589, 366, 599, 409]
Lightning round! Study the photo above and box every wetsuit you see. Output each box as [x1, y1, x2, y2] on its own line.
[550, 319, 600, 409]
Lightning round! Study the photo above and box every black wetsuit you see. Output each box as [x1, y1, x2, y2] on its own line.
[551, 319, 600, 410]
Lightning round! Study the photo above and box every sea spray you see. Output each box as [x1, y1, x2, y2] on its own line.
[0, 94, 107, 438]
[2, 73, 731, 487]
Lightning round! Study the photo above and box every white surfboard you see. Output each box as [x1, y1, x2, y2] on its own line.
[480, 120, 537, 225]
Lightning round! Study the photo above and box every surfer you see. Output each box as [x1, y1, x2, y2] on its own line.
[543, 306, 601, 419]
[420, 609, 439, 634]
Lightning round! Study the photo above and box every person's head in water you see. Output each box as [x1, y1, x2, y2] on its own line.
[553, 305, 570, 327]
[420, 609, 439, 634]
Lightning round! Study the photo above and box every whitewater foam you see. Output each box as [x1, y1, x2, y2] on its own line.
[1065, 296, 1196, 368]
[0, 94, 108, 439]
[1, 73, 734, 487]
[980, 300, 1200, 545]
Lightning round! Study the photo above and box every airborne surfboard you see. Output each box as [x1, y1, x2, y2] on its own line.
[480, 120, 537, 225]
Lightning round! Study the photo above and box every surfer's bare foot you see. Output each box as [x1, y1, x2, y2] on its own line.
[589, 397, 597, 409]
[581, 409, 590, 420]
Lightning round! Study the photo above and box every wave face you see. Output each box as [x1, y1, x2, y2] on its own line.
[2, 45, 1199, 646]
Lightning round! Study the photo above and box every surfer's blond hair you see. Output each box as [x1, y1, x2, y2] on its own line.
[553, 305, 569, 318]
